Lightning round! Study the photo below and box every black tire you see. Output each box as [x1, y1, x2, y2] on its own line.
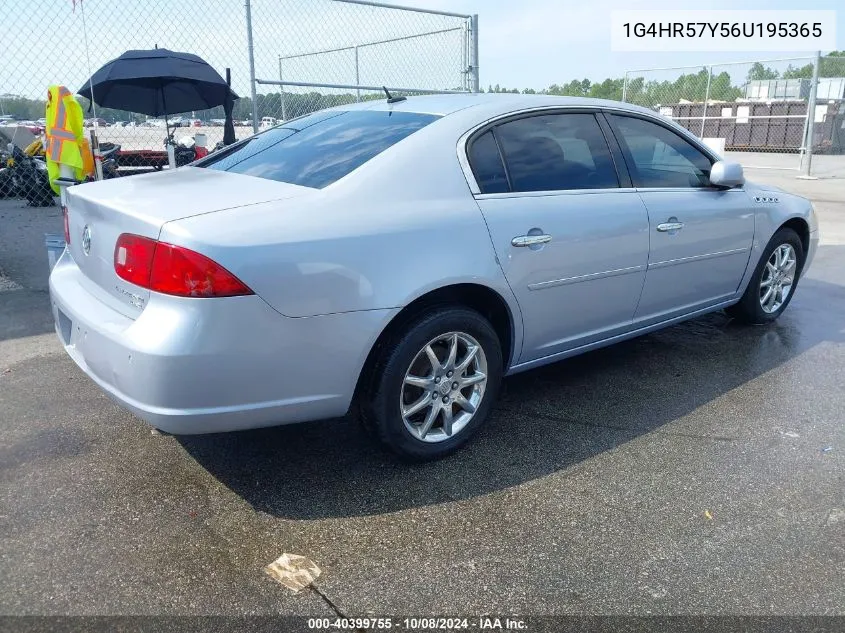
[358, 306, 503, 461]
[726, 227, 804, 324]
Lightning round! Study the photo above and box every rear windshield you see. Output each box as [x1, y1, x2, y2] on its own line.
[197, 110, 440, 189]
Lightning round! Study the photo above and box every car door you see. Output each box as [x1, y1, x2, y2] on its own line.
[467, 111, 650, 363]
[606, 113, 755, 323]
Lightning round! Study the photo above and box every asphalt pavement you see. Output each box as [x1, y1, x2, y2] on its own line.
[1, 169, 843, 621]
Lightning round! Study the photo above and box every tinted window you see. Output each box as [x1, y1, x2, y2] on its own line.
[494, 113, 619, 192]
[468, 131, 509, 193]
[610, 115, 713, 188]
[200, 110, 440, 189]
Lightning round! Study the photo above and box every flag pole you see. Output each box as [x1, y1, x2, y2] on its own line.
[77, 0, 103, 179]
[77, 0, 98, 122]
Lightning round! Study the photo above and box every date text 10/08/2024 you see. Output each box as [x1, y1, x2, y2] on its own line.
[306, 617, 529, 630]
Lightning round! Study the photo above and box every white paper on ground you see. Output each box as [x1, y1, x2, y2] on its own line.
[264, 553, 321, 593]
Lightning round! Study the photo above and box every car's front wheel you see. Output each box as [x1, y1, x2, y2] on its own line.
[726, 227, 804, 324]
[359, 307, 503, 460]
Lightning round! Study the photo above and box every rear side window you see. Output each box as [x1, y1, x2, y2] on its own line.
[468, 131, 509, 193]
[609, 115, 713, 188]
[494, 113, 619, 192]
[200, 110, 440, 189]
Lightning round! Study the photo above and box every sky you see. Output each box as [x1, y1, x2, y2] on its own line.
[0, 0, 843, 103]
[410, 0, 845, 90]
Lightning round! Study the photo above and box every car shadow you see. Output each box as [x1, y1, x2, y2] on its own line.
[177, 246, 844, 520]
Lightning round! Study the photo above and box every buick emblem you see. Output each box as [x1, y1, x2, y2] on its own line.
[81, 225, 92, 255]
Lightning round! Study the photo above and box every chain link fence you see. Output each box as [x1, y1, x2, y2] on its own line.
[813, 54, 845, 177]
[0, 0, 477, 207]
[253, 1, 476, 123]
[622, 54, 845, 178]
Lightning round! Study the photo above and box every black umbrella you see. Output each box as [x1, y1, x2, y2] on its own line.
[223, 68, 236, 146]
[78, 48, 238, 142]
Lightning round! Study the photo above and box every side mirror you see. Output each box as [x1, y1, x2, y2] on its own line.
[709, 160, 744, 188]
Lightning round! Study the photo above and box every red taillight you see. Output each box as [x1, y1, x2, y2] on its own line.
[149, 242, 253, 297]
[62, 206, 70, 244]
[114, 234, 157, 287]
[114, 234, 252, 298]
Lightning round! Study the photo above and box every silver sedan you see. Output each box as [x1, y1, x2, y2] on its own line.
[50, 94, 818, 459]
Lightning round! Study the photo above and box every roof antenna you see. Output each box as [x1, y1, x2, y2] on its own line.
[382, 85, 407, 104]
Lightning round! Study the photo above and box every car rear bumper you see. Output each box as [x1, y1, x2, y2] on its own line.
[49, 250, 393, 434]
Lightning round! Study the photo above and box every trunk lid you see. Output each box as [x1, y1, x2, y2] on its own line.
[65, 167, 310, 317]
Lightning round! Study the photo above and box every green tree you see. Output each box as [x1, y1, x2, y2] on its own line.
[747, 62, 779, 81]
[709, 71, 741, 101]
[547, 79, 591, 97]
[623, 77, 645, 103]
[588, 78, 624, 100]
[784, 51, 845, 79]
[782, 63, 813, 79]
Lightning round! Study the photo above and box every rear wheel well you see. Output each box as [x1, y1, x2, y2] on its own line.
[353, 284, 514, 402]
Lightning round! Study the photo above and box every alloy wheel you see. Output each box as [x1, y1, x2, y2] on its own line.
[759, 243, 797, 314]
[400, 331, 488, 443]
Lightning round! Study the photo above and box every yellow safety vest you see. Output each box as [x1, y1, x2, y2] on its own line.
[45, 85, 91, 193]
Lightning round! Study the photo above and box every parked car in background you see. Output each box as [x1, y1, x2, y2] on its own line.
[83, 118, 109, 128]
[164, 117, 193, 128]
[50, 94, 818, 460]
[21, 121, 45, 135]
[260, 116, 278, 127]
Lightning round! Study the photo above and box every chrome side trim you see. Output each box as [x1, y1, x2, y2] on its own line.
[475, 187, 638, 200]
[527, 264, 645, 291]
[635, 187, 745, 193]
[649, 247, 749, 270]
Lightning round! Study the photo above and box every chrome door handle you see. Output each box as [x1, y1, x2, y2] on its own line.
[656, 222, 685, 232]
[511, 234, 552, 247]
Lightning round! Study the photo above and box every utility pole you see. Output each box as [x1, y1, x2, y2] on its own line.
[278, 56, 287, 120]
[470, 15, 480, 92]
[799, 51, 821, 179]
[355, 46, 361, 102]
[245, 0, 259, 133]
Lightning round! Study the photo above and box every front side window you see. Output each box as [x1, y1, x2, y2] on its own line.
[610, 115, 713, 188]
[493, 113, 620, 193]
[199, 110, 440, 189]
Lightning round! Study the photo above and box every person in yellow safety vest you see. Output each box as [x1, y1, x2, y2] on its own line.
[45, 85, 94, 193]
